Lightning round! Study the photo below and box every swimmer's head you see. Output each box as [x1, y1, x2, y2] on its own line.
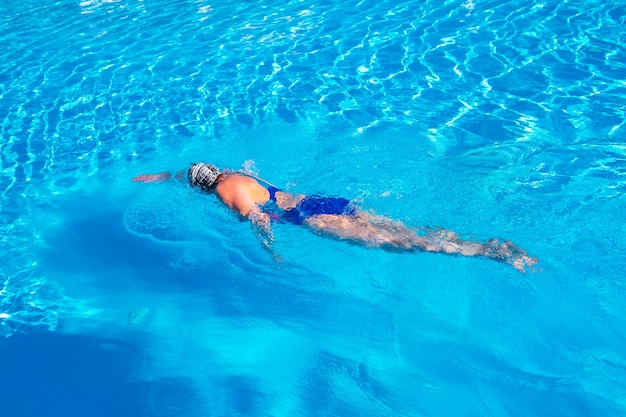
[188, 163, 220, 191]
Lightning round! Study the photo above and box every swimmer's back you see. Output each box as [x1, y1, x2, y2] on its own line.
[215, 174, 270, 216]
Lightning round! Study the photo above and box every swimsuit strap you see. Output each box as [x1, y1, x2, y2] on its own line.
[266, 186, 281, 201]
[235, 170, 280, 189]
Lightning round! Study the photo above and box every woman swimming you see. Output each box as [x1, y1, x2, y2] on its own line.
[133, 163, 538, 273]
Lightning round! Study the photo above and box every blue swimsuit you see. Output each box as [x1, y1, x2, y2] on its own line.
[282, 196, 356, 225]
[264, 185, 356, 225]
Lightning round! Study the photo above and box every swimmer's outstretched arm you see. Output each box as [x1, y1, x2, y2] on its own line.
[133, 172, 171, 182]
[132, 171, 186, 183]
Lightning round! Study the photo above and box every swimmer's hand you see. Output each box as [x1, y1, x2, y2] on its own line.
[132, 172, 171, 183]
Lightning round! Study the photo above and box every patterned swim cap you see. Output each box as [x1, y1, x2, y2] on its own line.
[188, 163, 220, 191]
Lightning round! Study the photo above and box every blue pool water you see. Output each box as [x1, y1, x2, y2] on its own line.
[1, 0, 625, 415]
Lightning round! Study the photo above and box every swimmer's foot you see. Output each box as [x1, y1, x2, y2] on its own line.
[483, 239, 538, 273]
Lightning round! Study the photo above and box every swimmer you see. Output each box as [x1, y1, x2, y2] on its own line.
[133, 163, 538, 273]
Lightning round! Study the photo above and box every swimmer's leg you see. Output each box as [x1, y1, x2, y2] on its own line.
[481, 238, 539, 273]
[411, 228, 538, 273]
[304, 214, 416, 248]
[305, 213, 538, 273]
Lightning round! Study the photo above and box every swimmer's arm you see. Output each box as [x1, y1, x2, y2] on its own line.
[248, 206, 282, 262]
[132, 171, 185, 183]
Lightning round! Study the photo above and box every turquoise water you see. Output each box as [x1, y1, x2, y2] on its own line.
[1, 0, 625, 415]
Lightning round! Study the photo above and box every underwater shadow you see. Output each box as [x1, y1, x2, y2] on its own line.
[0, 331, 198, 417]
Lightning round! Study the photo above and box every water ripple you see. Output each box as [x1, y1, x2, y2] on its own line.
[2, 0, 624, 183]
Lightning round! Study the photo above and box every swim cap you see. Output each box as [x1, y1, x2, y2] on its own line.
[188, 163, 220, 191]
